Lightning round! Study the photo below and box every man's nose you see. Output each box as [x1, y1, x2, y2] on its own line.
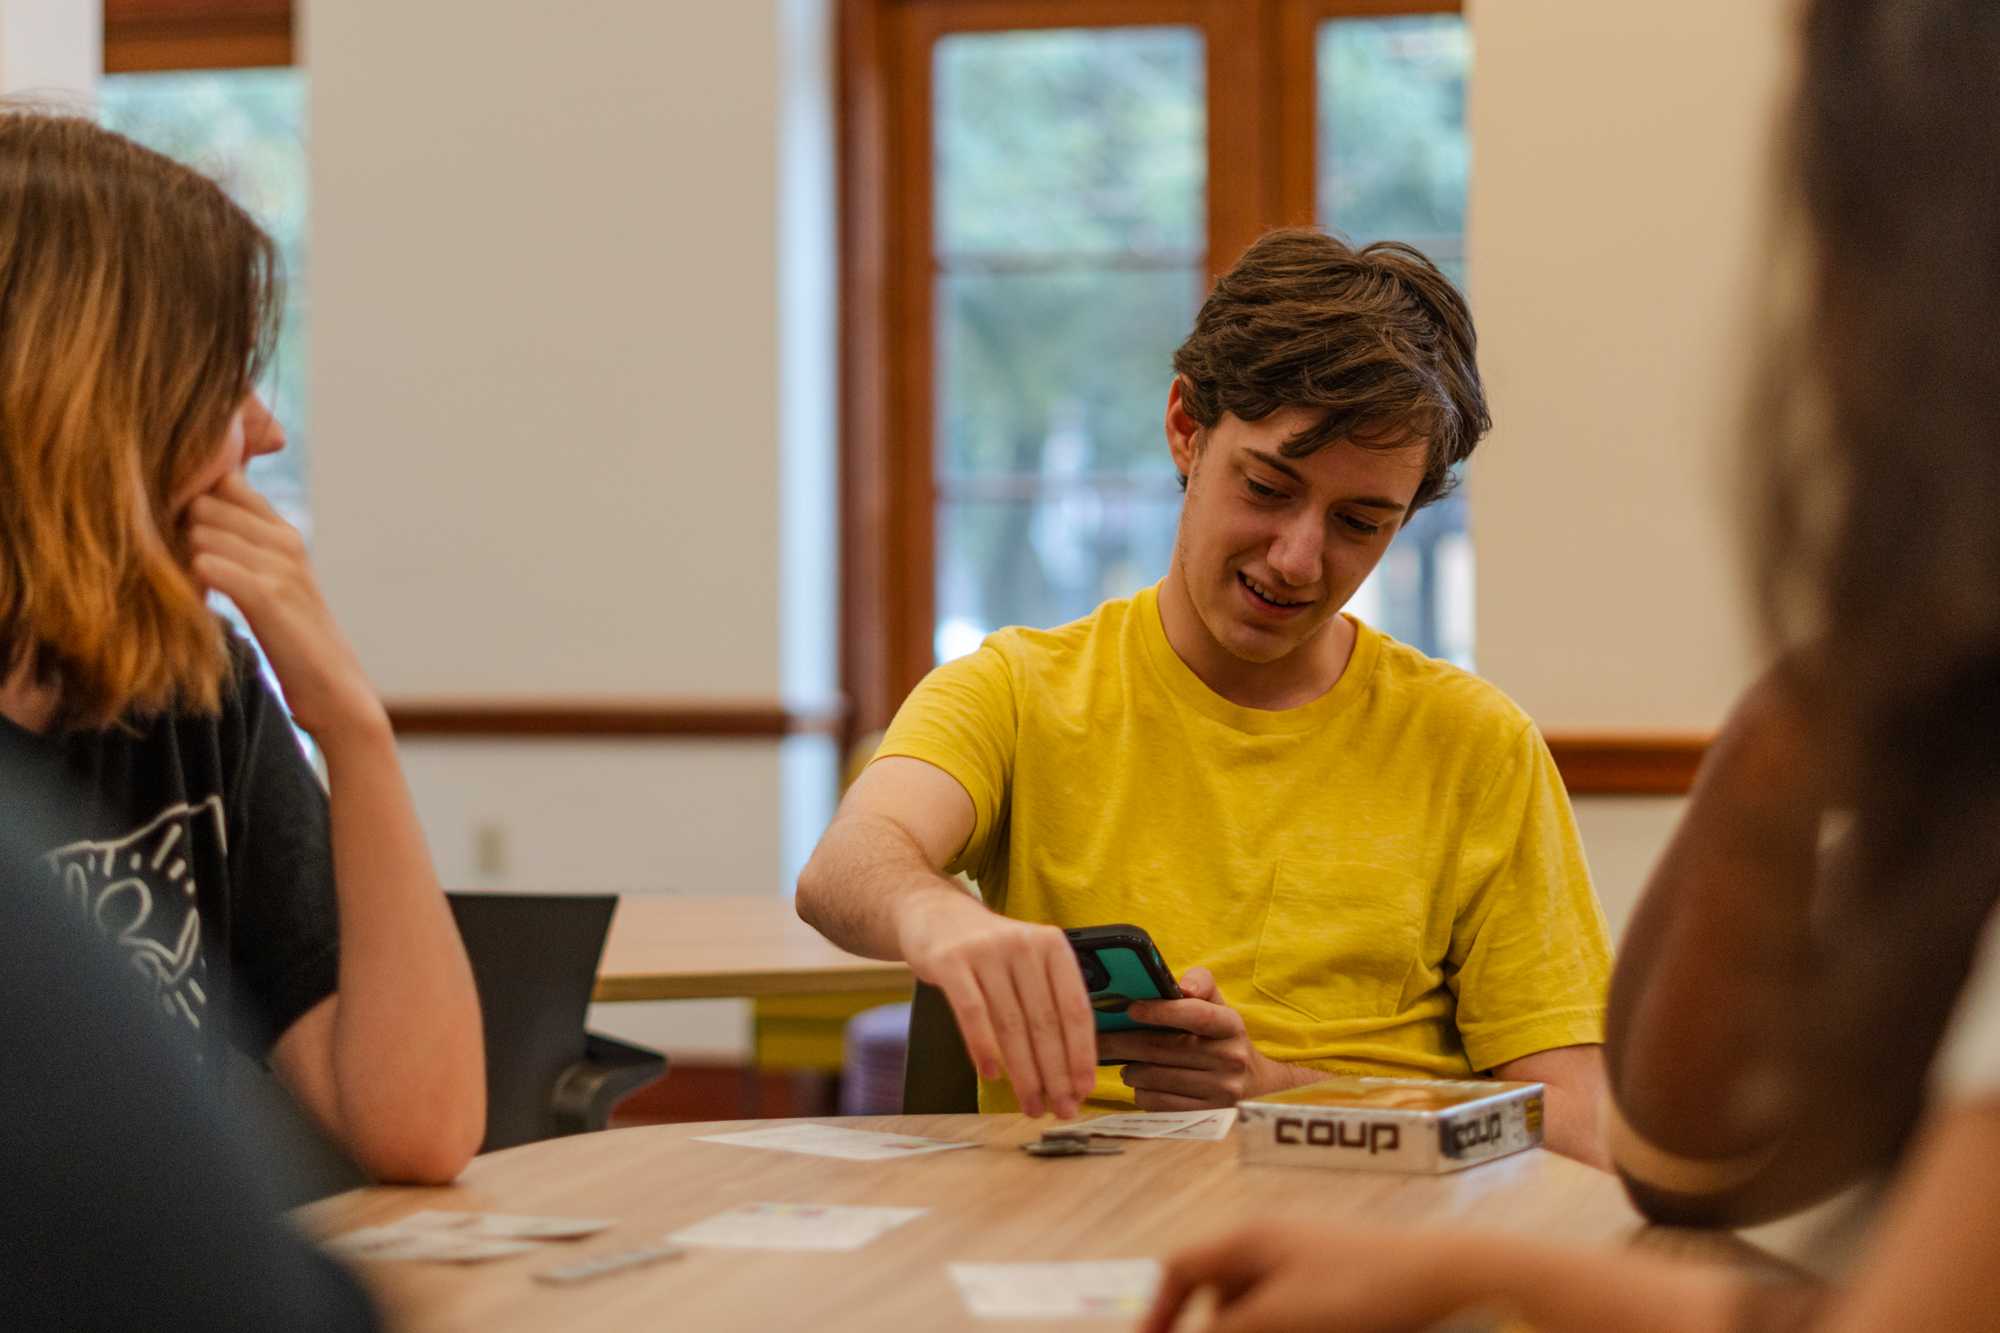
[1267, 513, 1322, 586]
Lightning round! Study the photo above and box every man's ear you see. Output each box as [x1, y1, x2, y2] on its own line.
[1165, 377, 1204, 483]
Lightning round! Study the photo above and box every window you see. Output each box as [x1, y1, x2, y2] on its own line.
[99, 68, 310, 537]
[101, 54, 311, 737]
[1316, 14, 1472, 664]
[845, 0, 1472, 738]
[931, 26, 1207, 663]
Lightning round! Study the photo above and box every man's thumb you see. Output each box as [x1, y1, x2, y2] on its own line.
[1178, 966, 1218, 1000]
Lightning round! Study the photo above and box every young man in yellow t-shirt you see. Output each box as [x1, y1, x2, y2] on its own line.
[797, 228, 1612, 1164]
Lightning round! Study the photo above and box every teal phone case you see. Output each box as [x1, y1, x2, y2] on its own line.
[1089, 945, 1173, 1033]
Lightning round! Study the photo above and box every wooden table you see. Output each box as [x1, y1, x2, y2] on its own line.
[592, 895, 913, 1002]
[300, 1114, 1769, 1332]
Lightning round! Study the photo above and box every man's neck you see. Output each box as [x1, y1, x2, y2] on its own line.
[0, 660, 59, 735]
[1156, 566, 1355, 712]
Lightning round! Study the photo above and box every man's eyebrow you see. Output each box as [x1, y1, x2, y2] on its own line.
[1243, 448, 1307, 484]
[1244, 447, 1409, 514]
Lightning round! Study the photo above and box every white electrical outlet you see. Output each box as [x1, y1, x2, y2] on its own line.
[472, 822, 508, 878]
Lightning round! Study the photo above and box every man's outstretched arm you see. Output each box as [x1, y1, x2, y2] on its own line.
[796, 757, 1097, 1119]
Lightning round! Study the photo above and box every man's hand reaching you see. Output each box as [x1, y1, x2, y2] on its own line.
[897, 891, 1097, 1119]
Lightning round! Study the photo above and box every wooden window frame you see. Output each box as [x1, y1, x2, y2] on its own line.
[838, 0, 1710, 794]
[104, 0, 293, 74]
[840, 0, 1459, 735]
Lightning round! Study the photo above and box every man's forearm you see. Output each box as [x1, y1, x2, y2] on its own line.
[1542, 1078, 1608, 1169]
[796, 812, 978, 961]
[1493, 1046, 1610, 1169]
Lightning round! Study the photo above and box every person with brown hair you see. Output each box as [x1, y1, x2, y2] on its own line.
[1141, 1, 2000, 1328]
[799, 228, 1613, 1162]
[0, 107, 484, 1184]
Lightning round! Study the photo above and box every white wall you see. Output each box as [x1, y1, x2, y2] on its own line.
[0, 0, 97, 99]
[1467, 0, 1795, 934]
[307, 0, 838, 1058]
[309, 4, 789, 699]
[1469, 0, 1787, 730]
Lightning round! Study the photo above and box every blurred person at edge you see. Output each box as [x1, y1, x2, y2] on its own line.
[1144, 2, 2000, 1329]
[0, 774, 383, 1331]
[0, 106, 483, 1184]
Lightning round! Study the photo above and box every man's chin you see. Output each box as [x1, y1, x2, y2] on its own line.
[1220, 623, 1313, 665]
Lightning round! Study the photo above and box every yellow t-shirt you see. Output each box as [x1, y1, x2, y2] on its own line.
[876, 583, 1611, 1111]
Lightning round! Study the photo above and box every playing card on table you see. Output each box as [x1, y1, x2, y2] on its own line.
[692, 1123, 973, 1161]
[326, 1225, 539, 1264]
[394, 1210, 613, 1240]
[1078, 1108, 1238, 1141]
[948, 1260, 1162, 1319]
[670, 1202, 926, 1251]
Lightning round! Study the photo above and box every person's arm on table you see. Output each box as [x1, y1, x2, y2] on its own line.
[1141, 1223, 1749, 1333]
[190, 472, 485, 1184]
[1140, 1098, 2000, 1333]
[796, 756, 1097, 1119]
[1493, 1044, 1608, 1169]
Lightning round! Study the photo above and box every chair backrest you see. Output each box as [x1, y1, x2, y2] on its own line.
[447, 892, 618, 1152]
[901, 981, 979, 1113]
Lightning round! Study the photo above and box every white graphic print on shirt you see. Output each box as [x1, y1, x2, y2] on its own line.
[44, 798, 224, 1032]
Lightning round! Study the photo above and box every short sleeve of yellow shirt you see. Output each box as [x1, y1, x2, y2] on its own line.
[877, 584, 1611, 1109]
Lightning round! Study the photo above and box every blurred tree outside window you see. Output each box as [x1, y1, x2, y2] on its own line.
[932, 27, 1205, 663]
[1318, 14, 1472, 666]
[100, 68, 309, 536]
[928, 12, 1473, 669]
[100, 69, 313, 719]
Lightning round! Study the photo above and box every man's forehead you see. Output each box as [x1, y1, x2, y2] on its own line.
[1222, 404, 1426, 456]
[1240, 436, 1428, 504]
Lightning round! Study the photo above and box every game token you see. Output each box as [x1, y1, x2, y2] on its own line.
[534, 1242, 686, 1285]
[1021, 1129, 1123, 1157]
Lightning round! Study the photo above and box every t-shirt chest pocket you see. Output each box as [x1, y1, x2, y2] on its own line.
[1251, 857, 1432, 1022]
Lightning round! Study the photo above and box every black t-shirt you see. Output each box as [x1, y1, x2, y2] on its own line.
[0, 635, 339, 1060]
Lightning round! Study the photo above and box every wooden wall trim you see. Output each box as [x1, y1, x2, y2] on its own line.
[381, 702, 1703, 794]
[104, 0, 293, 73]
[385, 701, 845, 741]
[1544, 733, 1709, 797]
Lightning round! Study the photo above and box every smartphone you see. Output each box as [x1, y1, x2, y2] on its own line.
[1065, 924, 1182, 1053]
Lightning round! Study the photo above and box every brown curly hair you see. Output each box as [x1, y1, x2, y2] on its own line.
[1171, 227, 1489, 513]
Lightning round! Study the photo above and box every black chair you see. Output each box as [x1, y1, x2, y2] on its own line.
[447, 892, 669, 1152]
[901, 980, 978, 1113]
